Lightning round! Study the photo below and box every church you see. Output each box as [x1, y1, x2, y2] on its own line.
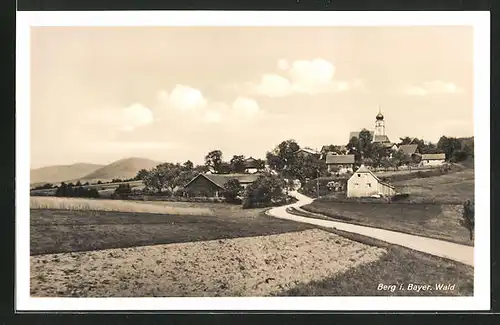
[348, 108, 395, 149]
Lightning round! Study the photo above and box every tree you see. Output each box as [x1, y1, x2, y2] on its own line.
[460, 200, 475, 240]
[194, 164, 210, 174]
[346, 136, 362, 164]
[135, 169, 149, 181]
[321, 144, 346, 156]
[75, 180, 82, 187]
[182, 160, 194, 171]
[255, 159, 266, 171]
[205, 150, 224, 173]
[266, 140, 300, 173]
[229, 155, 246, 173]
[242, 173, 286, 209]
[358, 129, 374, 159]
[114, 183, 132, 198]
[380, 157, 392, 171]
[143, 166, 169, 193]
[437, 136, 462, 161]
[371, 143, 389, 167]
[222, 179, 243, 203]
[289, 154, 326, 186]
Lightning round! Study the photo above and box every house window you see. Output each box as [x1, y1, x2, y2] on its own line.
[367, 183, 371, 188]
[338, 165, 343, 169]
[354, 183, 359, 188]
[357, 174, 361, 177]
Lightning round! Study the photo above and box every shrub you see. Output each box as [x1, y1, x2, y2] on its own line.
[114, 184, 132, 198]
[242, 173, 286, 209]
[223, 179, 243, 204]
[460, 200, 475, 241]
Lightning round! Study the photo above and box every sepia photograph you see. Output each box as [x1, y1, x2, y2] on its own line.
[16, 11, 490, 311]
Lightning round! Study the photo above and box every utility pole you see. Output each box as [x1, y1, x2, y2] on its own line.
[316, 168, 320, 199]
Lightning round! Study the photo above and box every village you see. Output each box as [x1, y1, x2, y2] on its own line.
[27, 25, 476, 300]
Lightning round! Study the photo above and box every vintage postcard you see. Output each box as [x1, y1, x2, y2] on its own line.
[16, 11, 490, 311]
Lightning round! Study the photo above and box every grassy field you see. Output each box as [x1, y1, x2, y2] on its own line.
[30, 196, 211, 216]
[279, 226, 473, 296]
[30, 205, 314, 255]
[392, 169, 474, 204]
[299, 168, 474, 246]
[301, 200, 472, 246]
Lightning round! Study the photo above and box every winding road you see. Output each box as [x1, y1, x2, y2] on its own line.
[266, 191, 474, 266]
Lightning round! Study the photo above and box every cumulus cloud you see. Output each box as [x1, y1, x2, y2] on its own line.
[403, 81, 462, 96]
[250, 58, 361, 97]
[232, 97, 260, 117]
[86, 103, 154, 132]
[277, 59, 289, 70]
[157, 84, 207, 111]
[254, 74, 293, 97]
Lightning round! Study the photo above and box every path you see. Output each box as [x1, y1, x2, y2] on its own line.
[266, 191, 474, 266]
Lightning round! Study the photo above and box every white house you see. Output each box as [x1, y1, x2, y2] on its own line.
[347, 165, 396, 198]
[419, 153, 446, 167]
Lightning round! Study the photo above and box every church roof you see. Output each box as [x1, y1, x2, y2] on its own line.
[373, 134, 391, 143]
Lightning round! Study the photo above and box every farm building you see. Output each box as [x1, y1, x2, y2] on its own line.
[347, 165, 396, 198]
[295, 148, 320, 158]
[398, 144, 419, 156]
[183, 173, 260, 198]
[326, 154, 355, 174]
[418, 153, 446, 167]
[243, 157, 264, 174]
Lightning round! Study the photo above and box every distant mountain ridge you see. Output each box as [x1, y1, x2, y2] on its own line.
[79, 157, 161, 181]
[30, 157, 161, 185]
[30, 163, 105, 185]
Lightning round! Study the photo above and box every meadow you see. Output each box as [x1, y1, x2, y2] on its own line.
[300, 168, 475, 246]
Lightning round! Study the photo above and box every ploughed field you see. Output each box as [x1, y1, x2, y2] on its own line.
[30, 197, 474, 297]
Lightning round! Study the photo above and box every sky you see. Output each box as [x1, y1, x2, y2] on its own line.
[30, 26, 473, 168]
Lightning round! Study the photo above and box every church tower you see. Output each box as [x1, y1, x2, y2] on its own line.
[374, 105, 385, 137]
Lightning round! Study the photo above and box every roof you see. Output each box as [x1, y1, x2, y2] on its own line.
[398, 144, 419, 155]
[326, 154, 355, 164]
[351, 164, 395, 189]
[243, 157, 260, 168]
[383, 142, 396, 148]
[184, 173, 260, 189]
[421, 153, 446, 160]
[349, 131, 374, 142]
[373, 134, 391, 143]
[296, 148, 320, 155]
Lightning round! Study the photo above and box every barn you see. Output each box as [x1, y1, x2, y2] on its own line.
[183, 173, 260, 198]
[347, 165, 396, 198]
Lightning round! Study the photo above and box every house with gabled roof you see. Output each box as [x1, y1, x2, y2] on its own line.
[325, 154, 355, 174]
[419, 153, 446, 167]
[183, 173, 260, 198]
[243, 157, 264, 174]
[347, 165, 396, 198]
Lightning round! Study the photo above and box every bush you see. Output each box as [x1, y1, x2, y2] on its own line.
[114, 184, 132, 198]
[55, 183, 100, 199]
[390, 193, 410, 202]
[223, 179, 243, 204]
[241, 173, 286, 209]
[460, 200, 474, 240]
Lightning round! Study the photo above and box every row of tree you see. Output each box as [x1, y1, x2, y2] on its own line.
[55, 183, 100, 198]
